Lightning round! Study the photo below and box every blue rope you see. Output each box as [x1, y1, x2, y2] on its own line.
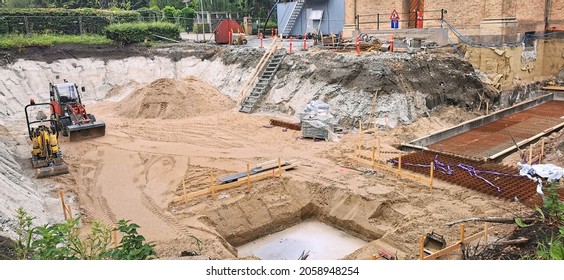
[440, 19, 464, 58]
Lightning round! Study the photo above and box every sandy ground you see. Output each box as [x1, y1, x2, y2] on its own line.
[5, 76, 529, 260]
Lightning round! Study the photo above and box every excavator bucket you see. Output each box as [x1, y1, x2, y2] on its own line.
[423, 232, 446, 255]
[36, 164, 70, 179]
[67, 121, 106, 142]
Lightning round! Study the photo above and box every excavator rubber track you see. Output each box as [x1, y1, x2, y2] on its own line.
[67, 121, 106, 142]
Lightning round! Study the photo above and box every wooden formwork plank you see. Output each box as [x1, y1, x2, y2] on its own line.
[348, 154, 432, 186]
[542, 86, 564, 91]
[172, 163, 298, 203]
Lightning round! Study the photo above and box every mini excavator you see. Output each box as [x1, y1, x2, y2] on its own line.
[49, 80, 105, 141]
[25, 100, 69, 178]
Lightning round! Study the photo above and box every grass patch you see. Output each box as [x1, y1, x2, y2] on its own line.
[0, 34, 113, 48]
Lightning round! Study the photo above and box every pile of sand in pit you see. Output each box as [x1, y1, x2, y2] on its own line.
[116, 77, 235, 119]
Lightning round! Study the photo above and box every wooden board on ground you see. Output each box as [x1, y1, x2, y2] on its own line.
[542, 85, 564, 91]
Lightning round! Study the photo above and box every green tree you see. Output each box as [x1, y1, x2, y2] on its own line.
[162, 5, 176, 23]
[177, 6, 195, 30]
[132, 0, 150, 9]
[152, 0, 183, 9]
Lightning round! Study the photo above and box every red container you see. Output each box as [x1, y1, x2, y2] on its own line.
[214, 20, 244, 44]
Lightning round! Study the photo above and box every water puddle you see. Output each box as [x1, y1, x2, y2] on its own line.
[237, 220, 367, 260]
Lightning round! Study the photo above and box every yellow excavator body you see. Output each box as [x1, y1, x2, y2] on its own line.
[26, 101, 69, 178]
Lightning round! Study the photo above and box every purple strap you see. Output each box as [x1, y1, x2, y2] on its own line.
[457, 164, 501, 192]
[388, 155, 522, 193]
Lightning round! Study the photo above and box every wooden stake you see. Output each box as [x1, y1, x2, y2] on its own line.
[246, 163, 251, 192]
[484, 223, 488, 246]
[398, 154, 402, 179]
[419, 235, 424, 260]
[377, 138, 381, 160]
[528, 146, 533, 164]
[58, 190, 67, 220]
[539, 139, 544, 164]
[486, 101, 489, 115]
[459, 224, 465, 243]
[210, 174, 216, 200]
[429, 161, 434, 190]
[112, 230, 118, 248]
[359, 119, 363, 134]
[66, 205, 73, 219]
[278, 157, 282, 177]
[371, 145, 375, 170]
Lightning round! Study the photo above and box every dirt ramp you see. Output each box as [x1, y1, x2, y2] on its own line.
[117, 77, 235, 119]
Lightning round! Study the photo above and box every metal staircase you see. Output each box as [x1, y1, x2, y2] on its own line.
[239, 53, 285, 113]
[282, 0, 305, 37]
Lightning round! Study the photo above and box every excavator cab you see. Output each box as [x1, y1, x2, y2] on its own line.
[54, 82, 80, 105]
[49, 81, 105, 141]
[25, 101, 69, 178]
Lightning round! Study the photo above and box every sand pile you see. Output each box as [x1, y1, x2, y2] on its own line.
[117, 77, 235, 119]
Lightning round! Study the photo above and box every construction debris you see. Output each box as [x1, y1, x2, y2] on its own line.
[299, 100, 336, 141]
[517, 162, 564, 200]
[423, 232, 446, 255]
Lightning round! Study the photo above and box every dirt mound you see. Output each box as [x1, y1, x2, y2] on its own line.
[543, 129, 564, 166]
[117, 77, 235, 119]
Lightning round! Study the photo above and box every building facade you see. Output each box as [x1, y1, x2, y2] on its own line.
[277, 0, 345, 37]
[343, 0, 563, 42]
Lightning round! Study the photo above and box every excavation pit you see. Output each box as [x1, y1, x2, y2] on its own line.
[236, 220, 368, 260]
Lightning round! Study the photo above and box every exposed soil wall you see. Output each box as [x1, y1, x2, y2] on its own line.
[1, 44, 491, 129]
[263, 51, 490, 128]
[464, 39, 564, 91]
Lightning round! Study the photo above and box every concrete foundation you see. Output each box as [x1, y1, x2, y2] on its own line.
[403, 92, 564, 160]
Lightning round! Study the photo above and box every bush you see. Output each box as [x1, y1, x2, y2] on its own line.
[532, 182, 564, 260]
[105, 22, 180, 44]
[162, 5, 176, 23]
[177, 7, 195, 31]
[192, 23, 212, 34]
[265, 21, 278, 30]
[14, 208, 156, 260]
[0, 8, 140, 35]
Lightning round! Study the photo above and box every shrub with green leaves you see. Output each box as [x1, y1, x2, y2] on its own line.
[177, 7, 195, 31]
[531, 182, 564, 260]
[105, 22, 180, 44]
[13, 208, 156, 260]
[0, 8, 140, 35]
[192, 23, 212, 34]
[162, 5, 176, 23]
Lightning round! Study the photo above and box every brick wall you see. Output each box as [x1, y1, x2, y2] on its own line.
[550, 0, 564, 25]
[345, 0, 563, 34]
[425, 0, 484, 27]
[515, 1, 547, 33]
